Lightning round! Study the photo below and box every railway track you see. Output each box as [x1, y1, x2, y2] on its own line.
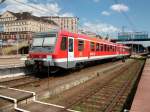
[53, 60, 144, 112]
[0, 76, 40, 88]
[0, 59, 144, 112]
[0, 61, 123, 89]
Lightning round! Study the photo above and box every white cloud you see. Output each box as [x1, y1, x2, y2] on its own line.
[93, 0, 100, 3]
[111, 4, 129, 12]
[81, 21, 120, 34]
[60, 12, 74, 17]
[101, 11, 110, 16]
[1, 0, 73, 17]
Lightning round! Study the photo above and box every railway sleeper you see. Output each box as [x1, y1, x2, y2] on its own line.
[85, 98, 111, 105]
[81, 102, 101, 110]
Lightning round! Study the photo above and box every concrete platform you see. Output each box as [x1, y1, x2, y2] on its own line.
[18, 101, 73, 112]
[130, 59, 150, 112]
[0, 58, 25, 69]
[0, 98, 14, 111]
[0, 86, 35, 102]
[0, 86, 78, 112]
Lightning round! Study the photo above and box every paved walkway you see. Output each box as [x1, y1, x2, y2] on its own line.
[0, 55, 22, 59]
[0, 55, 26, 68]
[0, 86, 34, 101]
[130, 59, 150, 112]
[18, 101, 74, 112]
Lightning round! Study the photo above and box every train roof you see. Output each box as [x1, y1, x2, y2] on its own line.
[34, 30, 130, 49]
[59, 30, 129, 48]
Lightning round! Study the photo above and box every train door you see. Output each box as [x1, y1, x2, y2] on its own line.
[67, 37, 75, 68]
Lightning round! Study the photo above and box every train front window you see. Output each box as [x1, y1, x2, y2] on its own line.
[31, 32, 57, 52]
[43, 37, 56, 46]
[32, 33, 57, 47]
[32, 38, 43, 46]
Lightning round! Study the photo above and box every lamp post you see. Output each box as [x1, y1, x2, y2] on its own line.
[16, 33, 19, 57]
[47, 55, 52, 96]
[0, 39, 3, 55]
[48, 61, 50, 96]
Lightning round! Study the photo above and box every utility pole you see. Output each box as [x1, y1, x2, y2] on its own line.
[122, 26, 126, 33]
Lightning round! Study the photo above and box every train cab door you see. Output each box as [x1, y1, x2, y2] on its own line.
[67, 37, 75, 68]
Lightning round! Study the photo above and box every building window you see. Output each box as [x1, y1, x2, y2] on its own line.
[78, 40, 84, 51]
[90, 42, 95, 51]
[61, 37, 67, 50]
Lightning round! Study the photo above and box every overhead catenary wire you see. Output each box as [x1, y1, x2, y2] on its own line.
[13, 0, 49, 13]
[112, 0, 137, 32]
[8, 0, 114, 38]
[113, 0, 136, 54]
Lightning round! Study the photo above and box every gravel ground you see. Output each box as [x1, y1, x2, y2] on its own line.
[42, 59, 141, 109]
[14, 60, 125, 98]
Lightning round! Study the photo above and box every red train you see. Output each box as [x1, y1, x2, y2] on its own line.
[25, 30, 130, 72]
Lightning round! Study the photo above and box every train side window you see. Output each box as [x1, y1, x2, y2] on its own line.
[107, 45, 109, 52]
[78, 40, 84, 51]
[110, 45, 113, 52]
[96, 43, 99, 51]
[100, 44, 103, 51]
[112, 46, 115, 52]
[104, 44, 106, 51]
[69, 38, 73, 52]
[90, 42, 95, 51]
[108, 45, 110, 52]
[106, 45, 108, 51]
[61, 37, 67, 50]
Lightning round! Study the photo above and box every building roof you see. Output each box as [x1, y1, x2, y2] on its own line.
[42, 16, 79, 19]
[2, 11, 58, 26]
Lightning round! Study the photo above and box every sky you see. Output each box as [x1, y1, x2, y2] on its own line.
[0, 0, 149, 38]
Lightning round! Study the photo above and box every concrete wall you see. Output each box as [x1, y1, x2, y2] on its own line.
[0, 66, 32, 79]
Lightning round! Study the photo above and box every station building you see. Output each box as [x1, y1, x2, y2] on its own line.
[0, 11, 58, 41]
[42, 16, 79, 33]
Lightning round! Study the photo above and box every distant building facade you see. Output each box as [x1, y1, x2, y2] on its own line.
[42, 16, 78, 33]
[0, 11, 58, 40]
[118, 32, 148, 40]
